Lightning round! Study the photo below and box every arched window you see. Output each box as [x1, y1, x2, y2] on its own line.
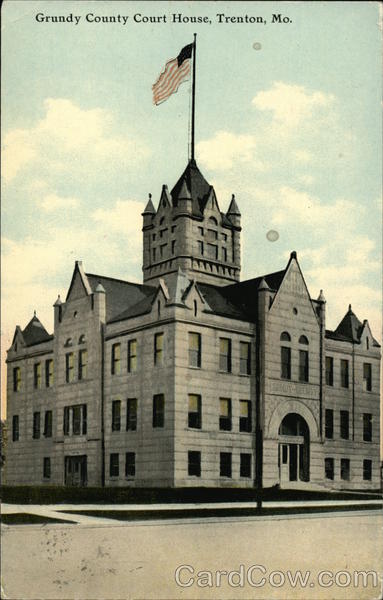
[79, 334, 86, 344]
[157, 300, 161, 318]
[280, 332, 291, 379]
[366, 337, 369, 350]
[299, 335, 309, 345]
[159, 217, 165, 225]
[65, 338, 72, 347]
[208, 216, 218, 226]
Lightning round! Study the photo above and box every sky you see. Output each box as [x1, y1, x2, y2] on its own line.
[1, 1, 382, 413]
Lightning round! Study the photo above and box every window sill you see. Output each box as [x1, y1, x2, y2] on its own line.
[188, 366, 201, 370]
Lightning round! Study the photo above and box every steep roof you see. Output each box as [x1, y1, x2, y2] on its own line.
[86, 274, 155, 322]
[171, 159, 214, 217]
[221, 269, 287, 318]
[326, 305, 380, 346]
[22, 315, 53, 347]
[197, 283, 248, 320]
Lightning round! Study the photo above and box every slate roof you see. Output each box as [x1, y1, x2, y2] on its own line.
[220, 269, 287, 319]
[22, 316, 53, 347]
[171, 159, 212, 217]
[86, 274, 156, 322]
[326, 306, 380, 346]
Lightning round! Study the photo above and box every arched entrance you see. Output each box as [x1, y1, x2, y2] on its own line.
[278, 413, 310, 483]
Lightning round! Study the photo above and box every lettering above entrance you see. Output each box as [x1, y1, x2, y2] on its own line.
[267, 379, 319, 400]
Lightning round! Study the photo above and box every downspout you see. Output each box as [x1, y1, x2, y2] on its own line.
[255, 317, 263, 509]
[352, 342, 355, 441]
[101, 323, 106, 487]
[319, 314, 324, 439]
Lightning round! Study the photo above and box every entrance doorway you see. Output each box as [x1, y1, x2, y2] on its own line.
[278, 414, 310, 483]
[65, 455, 87, 486]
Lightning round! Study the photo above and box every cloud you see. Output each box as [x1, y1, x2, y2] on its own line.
[252, 81, 335, 130]
[38, 193, 80, 212]
[2, 98, 150, 183]
[270, 186, 361, 231]
[196, 130, 262, 171]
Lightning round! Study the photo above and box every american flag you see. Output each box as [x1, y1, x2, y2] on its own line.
[152, 43, 194, 106]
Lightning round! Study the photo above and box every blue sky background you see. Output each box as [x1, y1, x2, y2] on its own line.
[2, 1, 382, 409]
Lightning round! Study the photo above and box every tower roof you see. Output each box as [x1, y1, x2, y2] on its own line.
[227, 194, 241, 216]
[333, 305, 363, 343]
[143, 195, 156, 214]
[22, 315, 52, 346]
[171, 159, 212, 216]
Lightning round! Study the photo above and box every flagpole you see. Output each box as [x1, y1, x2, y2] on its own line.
[191, 33, 197, 162]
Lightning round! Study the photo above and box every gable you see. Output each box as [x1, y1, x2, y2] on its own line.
[66, 262, 92, 302]
[270, 259, 318, 324]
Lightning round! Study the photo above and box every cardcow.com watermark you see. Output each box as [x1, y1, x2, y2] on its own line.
[174, 564, 380, 589]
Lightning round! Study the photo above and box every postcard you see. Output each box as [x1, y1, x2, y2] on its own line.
[1, 1, 382, 599]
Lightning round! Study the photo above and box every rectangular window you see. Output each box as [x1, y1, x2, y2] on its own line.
[222, 247, 227, 262]
[207, 229, 218, 241]
[325, 409, 334, 439]
[160, 244, 167, 258]
[219, 338, 232, 372]
[34, 363, 42, 389]
[78, 349, 87, 380]
[325, 457, 334, 480]
[363, 459, 372, 481]
[207, 243, 218, 259]
[33, 412, 41, 439]
[240, 453, 251, 478]
[44, 410, 52, 438]
[219, 398, 232, 431]
[222, 233, 227, 242]
[63, 407, 70, 435]
[340, 410, 349, 440]
[13, 366, 21, 392]
[171, 240, 176, 254]
[325, 356, 334, 386]
[154, 333, 164, 365]
[152, 248, 156, 261]
[299, 350, 309, 382]
[111, 344, 121, 375]
[45, 359, 54, 387]
[153, 394, 164, 428]
[125, 452, 136, 477]
[160, 228, 167, 238]
[240, 342, 251, 375]
[198, 241, 204, 255]
[188, 332, 201, 368]
[188, 394, 202, 429]
[127, 339, 137, 373]
[65, 352, 74, 383]
[63, 404, 87, 436]
[239, 400, 252, 432]
[43, 457, 51, 479]
[363, 413, 372, 442]
[198, 226, 204, 237]
[281, 347, 291, 380]
[340, 359, 349, 388]
[72, 405, 82, 435]
[340, 458, 350, 481]
[12, 415, 19, 441]
[220, 452, 232, 477]
[363, 363, 372, 391]
[126, 398, 137, 431]
[110, 453, 119, 477]
[171, 225, 176, 233]
[188, 451, 201, 477]
[112, 400, 121, 432]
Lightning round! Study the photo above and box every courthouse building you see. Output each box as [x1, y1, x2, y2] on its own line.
[5, 159, 381, 489]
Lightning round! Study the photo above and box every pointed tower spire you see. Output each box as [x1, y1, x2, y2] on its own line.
[143, 193, 155, 215]
[227, 194, 241, 216]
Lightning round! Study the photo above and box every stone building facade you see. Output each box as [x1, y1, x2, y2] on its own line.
[5, 160, 381, 489]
